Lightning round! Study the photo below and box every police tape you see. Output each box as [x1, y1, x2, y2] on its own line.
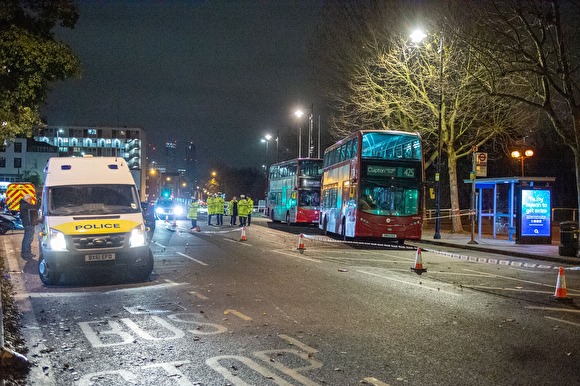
[426, 210, 476, 220]
[301, 234, 415, 250]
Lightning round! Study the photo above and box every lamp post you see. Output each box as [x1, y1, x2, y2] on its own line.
[411, 28, 443, 239]
[511, 149, 534, 177]
[294, 110, 304, 158]
[261, 134, 272, 171]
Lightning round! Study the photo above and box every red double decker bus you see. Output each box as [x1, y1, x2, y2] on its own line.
[319, 130, 424, 243]
[267, 158, 322, 224]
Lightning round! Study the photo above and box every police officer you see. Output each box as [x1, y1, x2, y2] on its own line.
[187, 197, 199, 231]
[229, 196, 238, 225]
[238, 195, 249, 227]
[246, 195, 254, 226]
[207, 194, 216, 226]
[20, 194, 39, 259]
[216, 193, 225, 226]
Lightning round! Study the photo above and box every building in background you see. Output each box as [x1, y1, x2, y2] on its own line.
[0, 138, 58, 188]
[34, 126, 146, 196]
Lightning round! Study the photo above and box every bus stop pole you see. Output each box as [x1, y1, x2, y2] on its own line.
[468, 147, 478, 244]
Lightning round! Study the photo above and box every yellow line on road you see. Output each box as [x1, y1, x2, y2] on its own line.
[224, 309, 252, 321]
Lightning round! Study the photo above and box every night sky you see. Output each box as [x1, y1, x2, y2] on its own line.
[41, 0, 325, 174]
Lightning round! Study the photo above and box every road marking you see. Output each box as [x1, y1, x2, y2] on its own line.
[544, 316, 580, 327]
[461, 268, 580, 294]
[224, 309, 252, 321]
[189, 291, 208, 300]
[357, 270, 460, 296]
[362, 377, 391, 386]
[176, 251, 208, 265]
[278, 334, 318, 354]
[272, 250, 321, 262]
[461, 285, 553, 294]
[153, 241, 167, 248]
[223, 237, 253, 246]
[525, 306, 580, 314]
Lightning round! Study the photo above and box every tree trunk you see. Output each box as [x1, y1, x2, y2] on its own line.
[447, 150, 464, 233]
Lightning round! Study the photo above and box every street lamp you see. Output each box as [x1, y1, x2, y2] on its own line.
[411, 28, 444, 239]
[294, 110, 304, 158]
[261, 134, 272, 171]
[511, 149, 534, 177]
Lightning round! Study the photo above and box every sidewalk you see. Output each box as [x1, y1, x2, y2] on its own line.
[418, 231, 579, 266]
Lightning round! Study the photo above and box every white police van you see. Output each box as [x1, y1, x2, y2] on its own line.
[38, 156, 153, 285]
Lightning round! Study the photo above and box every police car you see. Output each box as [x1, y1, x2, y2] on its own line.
[154, 199, 185, 220]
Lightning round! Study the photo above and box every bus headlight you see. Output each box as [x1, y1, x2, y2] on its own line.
[130, 224, 147, 247]
[49, 229, 67, 251]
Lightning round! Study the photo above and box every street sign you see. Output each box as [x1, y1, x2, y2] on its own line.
[475, 152, 488, 177]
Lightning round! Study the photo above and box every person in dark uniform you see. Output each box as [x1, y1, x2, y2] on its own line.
[20, 194, 39, 259]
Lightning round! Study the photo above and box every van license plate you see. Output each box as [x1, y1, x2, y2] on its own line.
[85, 253, 115, 262]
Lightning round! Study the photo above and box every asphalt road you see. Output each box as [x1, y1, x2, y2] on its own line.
[3, 215, 579, 385]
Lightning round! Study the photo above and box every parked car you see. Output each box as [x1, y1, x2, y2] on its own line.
[0, 213, 23, 235]
[154, 199, 185, 220]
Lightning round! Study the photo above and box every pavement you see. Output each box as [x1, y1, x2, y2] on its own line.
[418, 231, 580, 266]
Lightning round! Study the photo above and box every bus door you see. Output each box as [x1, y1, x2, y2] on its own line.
[342, 182, 356, 237]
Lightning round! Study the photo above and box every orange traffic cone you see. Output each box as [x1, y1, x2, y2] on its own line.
[297, 233, 305, 254]
[172, 218, 177, 228]
[411, 248, 427, 275]
[552, 266, 573, 302]
[240, 226, 247, 241]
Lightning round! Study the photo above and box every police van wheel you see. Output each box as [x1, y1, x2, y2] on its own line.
[130, 250, 154, 282]
[38, 256, 62, 286]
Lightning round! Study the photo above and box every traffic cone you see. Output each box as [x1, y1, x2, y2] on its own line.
[240, 226, 247, 241]
[297, 233, 305, 254]
[165, 214, 169, 223]
[552, 266, 573, 302]
[410, 248, 427, 275]
[172, 217, 177, 228]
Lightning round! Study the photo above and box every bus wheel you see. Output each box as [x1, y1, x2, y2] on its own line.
[341, 218, 347, 241]
[270, 211, 279, 223]
[397, 239, 405, 245]
[286, 212, 292, 225]
[130, 249, 154, 282]
[323, 216, 328, 235]
[38, 255, 62, 286]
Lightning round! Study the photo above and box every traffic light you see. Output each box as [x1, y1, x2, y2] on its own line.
[161, 187, 171, 199]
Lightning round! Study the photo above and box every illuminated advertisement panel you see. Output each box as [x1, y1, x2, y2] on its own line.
[521, 189, 551, 237]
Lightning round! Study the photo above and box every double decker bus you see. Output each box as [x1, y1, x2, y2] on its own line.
[319, 130, 424, 242]
[267, 158, 323, 224]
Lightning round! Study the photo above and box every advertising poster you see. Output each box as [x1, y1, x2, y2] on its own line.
[521, 189, 551, 237]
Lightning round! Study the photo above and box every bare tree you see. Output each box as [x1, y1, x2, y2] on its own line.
[457, 0, 580, 209]
[330, 29, 524, 233]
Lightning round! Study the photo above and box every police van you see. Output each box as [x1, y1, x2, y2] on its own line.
[38, 156, 153, 285]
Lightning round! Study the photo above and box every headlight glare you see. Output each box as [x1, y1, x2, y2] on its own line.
[49, 229, 67, 251]
[130, 224, 147, 247]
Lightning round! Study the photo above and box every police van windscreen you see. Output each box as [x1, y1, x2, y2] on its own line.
[48, 184, 141, 216]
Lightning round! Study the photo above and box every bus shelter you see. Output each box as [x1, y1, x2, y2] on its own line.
[464, 177, 555, 244]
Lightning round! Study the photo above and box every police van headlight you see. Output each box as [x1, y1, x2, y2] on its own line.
[130, 224, 147, 247]
[49, 229, 67, 251]
[173, 206, 184, 216]
[155, 207, 164, 215]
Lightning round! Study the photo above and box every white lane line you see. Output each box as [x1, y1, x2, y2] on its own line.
[223, 238, 253, 247]
[461, 285, 554, 294]
[153, 241, 167, 248]
[525, 306, 580, 314]
[544, 316, 580, 327]
[176, 252, 208, 266]
[189, 291, 208, 300]
[362, 377, 391, 386]
[272, 250, 322, 262]
[462, 268, 580, 294]
[278, 334, 318, 354]
[357, 270, 460, 296]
